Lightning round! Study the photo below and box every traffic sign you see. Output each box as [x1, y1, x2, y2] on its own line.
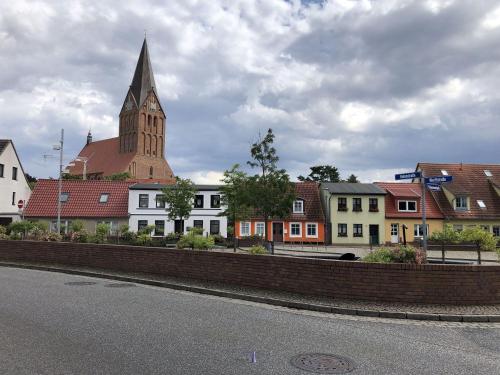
[17, 200, 24, 209]
[424, 176, 453, 184]
[426, 183, 441, 191]
[395, 171, 421, 180]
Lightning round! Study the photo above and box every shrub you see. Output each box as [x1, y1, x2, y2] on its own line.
[363, 247, 393, 263]
[165, 232, 181, 241]
[135, 233, 152, 246]
[70, 220, 85, 233]
[429, 224, 461, 244]
[248, 245, 267, 255]
[70, 230, 89, 243]
[363, 245, 425, 264]
[212, 234, 226, 244]
[43, 232, 62, 242]
[138, 225, 155, 236]
[0, 225, 7, 239]
[94, 223, 111, 244]
[8, 220, 35, 236]
[459, 227, 497, 252]
[176, 229, 214, 250]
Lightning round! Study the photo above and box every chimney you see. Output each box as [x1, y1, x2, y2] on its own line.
[86, 131, 92, 145]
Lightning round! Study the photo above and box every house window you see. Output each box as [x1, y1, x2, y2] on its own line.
[441, 170, 448, 176]
[193, 220, 203, 229]
[12, 167, 17, 180]
[484, 170, 493, 177]
[477, 200, 486, 209]
[337, 198, 347, 211]
[398, 200, 417, 212]
[139, 194, 149, 208]
[338, 223, 347, 237]
[369, 198, 378, 212]
[353, 224, 363, 237]
[60, 192, 69, 203]
[0, 163, 4, 177]
[255, 222, 265, 236]
[290, 223, 301, 237]
[414, 224, 429, 238]
[293, 200, 304, 213]
[352, 198, 362, 212]
[493, 226, 500, 237]
[155, 194, 165, 208]
[240, 222, 250, 236]
[306, 223, 317, 237]
[99, 193, 109, 203]
[12, 192, 15, 206]
[210, 220, 220, 235]
[154, 220, 165, 236]
[138, 220, 148, 231]
[210, 194, 220, 208]
[194, 195, 204, 208]
[455, 196, 468, 210]
[453, 224, 463, 232]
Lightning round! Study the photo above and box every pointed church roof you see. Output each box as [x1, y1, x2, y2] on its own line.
[130, 38, 157, 107]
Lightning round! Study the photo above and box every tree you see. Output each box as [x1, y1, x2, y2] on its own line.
[105, 172, 132, 181]
[161, 177, 197, 228]
[219, 164, 252, 252]
[345, 174, 359, 183]
[25, 173, 37, 189]
[298, 165, 340, 182]
[246, 129, 295, 248]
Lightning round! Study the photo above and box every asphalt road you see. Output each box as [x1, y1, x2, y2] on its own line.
[0, 267, 499, 375]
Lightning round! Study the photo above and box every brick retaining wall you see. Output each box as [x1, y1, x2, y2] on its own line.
[0, 240, 499, 304]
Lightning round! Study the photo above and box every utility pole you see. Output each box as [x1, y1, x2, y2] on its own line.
[55, 129, 64, 234]
[421, 172, 427, 253]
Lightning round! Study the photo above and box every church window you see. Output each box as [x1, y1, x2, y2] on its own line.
[148, 115, 152, 130]
[153, 116, 157, 133]
[149, 166, 154, 178]
[142, 133, 146, 154]
[152, 136, 157, 156]
[147, 134, 151, 155]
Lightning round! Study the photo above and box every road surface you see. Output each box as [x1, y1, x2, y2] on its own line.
[0, 267, 499, 374]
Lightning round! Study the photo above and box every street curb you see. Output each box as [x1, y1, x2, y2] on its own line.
[1, 262, 499, 324]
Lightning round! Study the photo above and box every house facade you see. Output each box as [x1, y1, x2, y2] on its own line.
[321, 183, 386, 245]
[128, 183, 227, 237]
[0, 140, 32, 226]
[375, 182, 444, 244]
[24, 180, 132, 233]
[235, 182, 326, 244]
[416, 163, 500, 237]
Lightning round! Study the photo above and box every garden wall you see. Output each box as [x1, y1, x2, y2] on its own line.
[0, 240, 499, 305]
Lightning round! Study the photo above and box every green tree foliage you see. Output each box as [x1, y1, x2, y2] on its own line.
[298, 165, 341, 182]
[0, 225, 8, 239]
[246, 129, 295, 242]
[104, 172, 132, 181]
[345, 174, 359, 183]
[62, 173, 83, 180]
[429, 224, 461, 244]
[70, 220, 85, 233]
[25, 173, 37, 190]
[176, 228, 215, 250]
[460, 227, 497, 252]
[363, 245, 425, 264]
[161, 177, 197, 222]
[95, 223, 110, 243]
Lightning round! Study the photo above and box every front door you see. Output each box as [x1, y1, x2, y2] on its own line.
[390, 223, 399, 244]
[369, 225, 379, 245]
[272, 222, 283, 242]
[174, 220, 184, 234]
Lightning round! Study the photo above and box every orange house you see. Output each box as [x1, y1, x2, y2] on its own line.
[235, 182, 326, 243]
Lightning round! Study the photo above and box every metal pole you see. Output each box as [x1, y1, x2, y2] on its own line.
[83, 159, 87, 180]
[57, 129, 64, 234]
[421, 173, 427, 253]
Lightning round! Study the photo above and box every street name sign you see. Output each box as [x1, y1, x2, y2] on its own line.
[395, 171, 421, 180]
[426, 183, 441, 191]
[424, 176, 453, 184]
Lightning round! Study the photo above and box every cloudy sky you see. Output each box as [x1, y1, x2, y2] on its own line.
[1, 0, 499, 183]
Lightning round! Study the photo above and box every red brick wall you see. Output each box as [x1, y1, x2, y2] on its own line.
[1, 240, 499, 304]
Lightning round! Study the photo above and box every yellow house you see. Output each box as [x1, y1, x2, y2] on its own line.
[321, 183, 386, 245]
[375, 182, 444, 244]
[417, 163, 500, 238]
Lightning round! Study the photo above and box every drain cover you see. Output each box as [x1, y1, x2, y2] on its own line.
[290, 353, 356, 374]
[64, 281, 97, 286]
[104, 283, 136, 288]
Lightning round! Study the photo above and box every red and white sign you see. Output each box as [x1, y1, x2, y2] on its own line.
[17, 200, 24, 209]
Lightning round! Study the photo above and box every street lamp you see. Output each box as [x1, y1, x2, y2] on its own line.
[52, 129, 64, 234]
[322, 187, 334, 245]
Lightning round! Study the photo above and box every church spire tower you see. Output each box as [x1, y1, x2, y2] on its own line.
[119, 38, 165, 162]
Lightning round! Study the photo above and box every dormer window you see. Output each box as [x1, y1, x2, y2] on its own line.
[455, 196, 468, 210]
[398, 200, 417, 212]
[293, 200, 304, 213]
[477, 200, 486, 209]
[99, 193, 109, 203]
[484, 170, 492, 177]
[441, 170, 448, 176]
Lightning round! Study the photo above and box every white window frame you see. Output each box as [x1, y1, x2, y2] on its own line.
[99, 193, 109, 203]
[289, 222, 302, 237]
[293, 200, 304, 214]
[240, 221, 251, 236]
[493, 226, 500, 237]
[455, 196, 468, 210]
[414, 224, 429, 238]
[477, 200, 486, 209]
[255, 222, 265, 237]
[306, 222, 318, 238]
[397, 200, 417, 212]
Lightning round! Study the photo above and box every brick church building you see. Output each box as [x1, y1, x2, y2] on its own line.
[67, 39, 175, 182]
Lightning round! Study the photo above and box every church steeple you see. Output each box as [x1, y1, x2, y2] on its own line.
[129, 38, 157, 107]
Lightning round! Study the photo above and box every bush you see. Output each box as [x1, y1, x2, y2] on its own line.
[429, 224, 461, 244]
[70, 220, 85, 233]
[459, 227, 497, 252]
[212, 234, 226, 244]
[0, 225, 7, 239]
[94, 223, 110, 243]
[70, 230, 89, 243]
[8, 220, 35, 236]
[165, 232, 181, 241]
[135, 233, 153, 246]
[138, 225, 155, 236]
[363, 245, 425, 264]
[43, 232, 62, 242]
[248, 245, 267, 255]
[176, 229, 215, 250]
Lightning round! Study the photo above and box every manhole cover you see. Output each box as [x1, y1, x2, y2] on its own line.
[104, 283, 136, 288]
[64, 281, 97, 286]
[290, 353, 356, 374]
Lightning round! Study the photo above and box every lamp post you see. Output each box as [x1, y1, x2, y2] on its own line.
[322, 187, 334, 245]
[53, 129, 64, 234]
[70, 156, 89, 180]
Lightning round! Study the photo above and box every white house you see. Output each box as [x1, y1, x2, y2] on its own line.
[0, 140, 32, 226]
[128, 183, 227, 237]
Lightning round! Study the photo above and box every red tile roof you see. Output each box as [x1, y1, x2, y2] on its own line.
[24, 179, 133, 218]
[417, 163, 500, 220]
[251, 182, 325, 222]
[66, 137, 135, 177]
[375, 182, 444, 219]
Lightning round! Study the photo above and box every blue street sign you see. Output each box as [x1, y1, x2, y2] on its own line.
[424, 176, 453, 184]
[395, 171, 421, 180]
[426, 183, 441, 191]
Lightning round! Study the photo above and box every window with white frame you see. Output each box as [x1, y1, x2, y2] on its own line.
[398, 200, 417, 212]
[290, 222, 301, 237]
[414, 224, 429, 238]
[293, 200, 304, 213]
[156, 194, 165, 208]
[455, 196, 468, 210]
[493, 226, 500, 237]
[306, 223, 317, 237]
[255, 222, 265, 237]
[139, 194, 149, 208]
[477, 200, 486, 209]
[99, 193, 109, 203]
[353, 224, 363, 237]
[338, 223, 347, 237]
[240, 222, 250, 236]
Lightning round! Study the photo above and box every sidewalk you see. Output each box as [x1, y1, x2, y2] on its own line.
[1, 261, 499, 323]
